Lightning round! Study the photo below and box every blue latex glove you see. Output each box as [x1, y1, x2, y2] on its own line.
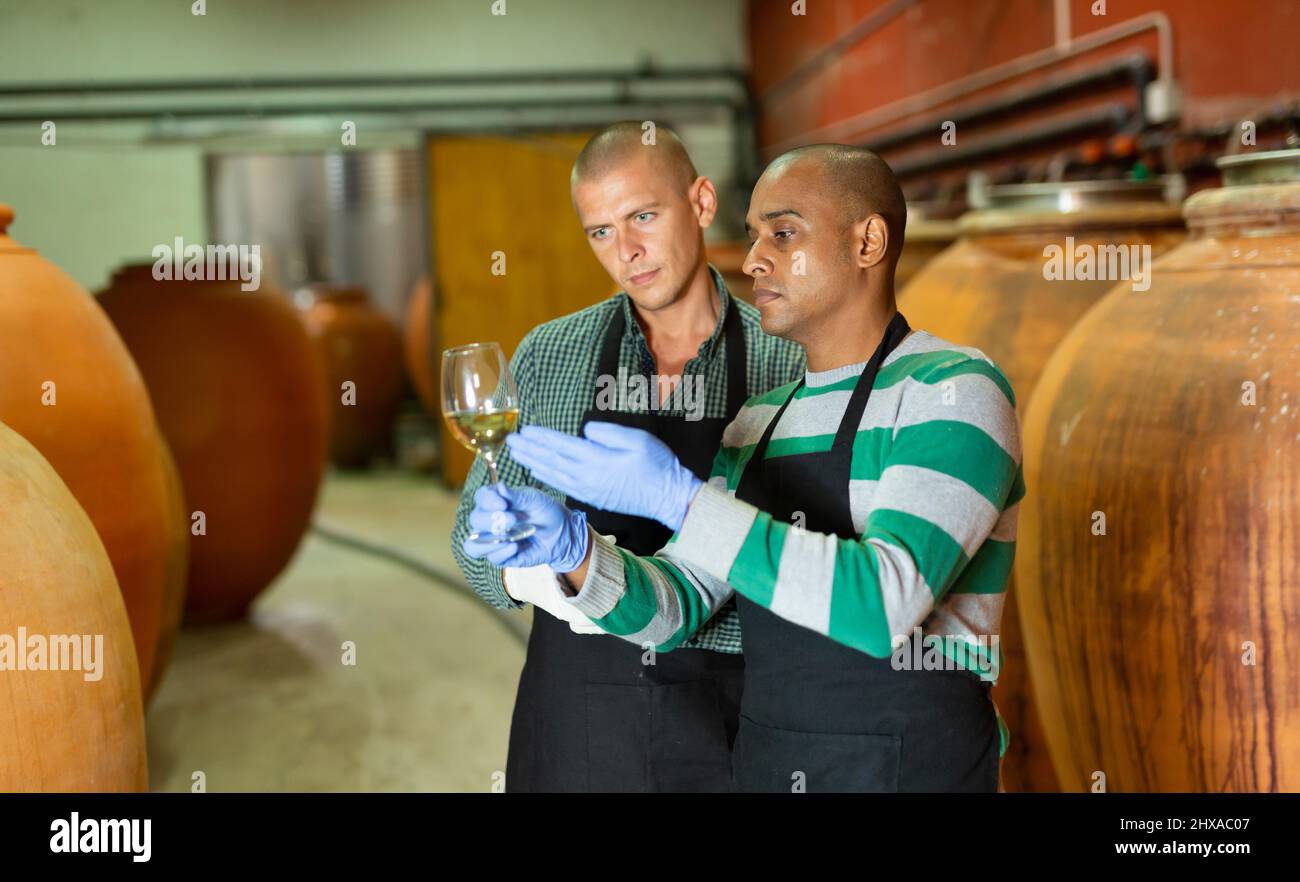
[461, 484, 590, 572]
[505, 422, 702, 531]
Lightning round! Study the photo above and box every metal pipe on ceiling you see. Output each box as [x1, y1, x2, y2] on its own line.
[0, 95, 746, 124]
[887, 103, 1133, 177]
[863, 54, 1152, 155]
[0, 66, 750, 97]
[763, 10, 1177, 158]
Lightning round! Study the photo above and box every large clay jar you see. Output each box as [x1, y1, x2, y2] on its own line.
[0, 421, 148, 791]
[901, 181, 1185, 403]
[1019, 148, 1300, 791]
[898, 181, 1186, 792]
[299, 284, 405, 469]
[895, 217, 958, 292]
[98, 265, 329, 624]
[403, 276, 437, 413]
[0, 204, 168, 692]
[144, 435, 189, 703]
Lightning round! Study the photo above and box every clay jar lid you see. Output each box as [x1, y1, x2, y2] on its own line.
[106, 261, 257, 294]
[907, 219, 961, 243]
[958, 180, 1184, 236]
[1184, 148, 1300, 233]
[0, 204, 35, 254]
[304, 282, 368, 302]
[113, 261, 161, 277]
[109, 262, 169, 285]
[294, 282, 370, 310]
[903, 201, 961, 244]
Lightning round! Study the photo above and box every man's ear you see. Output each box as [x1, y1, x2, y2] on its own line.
[854, 214, 889, 269]
[690, 175, 719, 229]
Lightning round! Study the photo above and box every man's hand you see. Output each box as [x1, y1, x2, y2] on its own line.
[505, 422, 702, 531]
[461, 484, 590, 573]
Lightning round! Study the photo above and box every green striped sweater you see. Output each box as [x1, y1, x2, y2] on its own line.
[567, 329, 1024, 710]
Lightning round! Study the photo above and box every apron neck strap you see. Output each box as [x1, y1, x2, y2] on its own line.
[831, 311, 911, 454]
[592, 290, 749, 414]
[594, 299, 629, 400]
[741, 310, 911, 478]
[721, 294, 747, 415]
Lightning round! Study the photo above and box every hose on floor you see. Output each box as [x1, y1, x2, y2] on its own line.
[309, 519, 530, 647]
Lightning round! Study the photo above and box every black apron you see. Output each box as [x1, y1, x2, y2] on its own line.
[505, 298, 748, 792]
[729, 311, 1001, 792]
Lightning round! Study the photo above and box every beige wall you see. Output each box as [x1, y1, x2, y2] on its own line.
[0, 0, 745, 82]
[0, 0, 746, 290]
[0, 145, 205, 291]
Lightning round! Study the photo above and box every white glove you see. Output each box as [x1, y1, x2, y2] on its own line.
[503, 565, 604, 635]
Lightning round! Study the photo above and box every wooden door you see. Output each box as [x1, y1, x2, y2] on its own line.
[427, 133, 609, 486]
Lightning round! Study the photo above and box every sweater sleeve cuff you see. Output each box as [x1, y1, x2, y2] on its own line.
[568, 529, 625, 620]
[492, 564, 525, 609]
[668, 482, 759, 582]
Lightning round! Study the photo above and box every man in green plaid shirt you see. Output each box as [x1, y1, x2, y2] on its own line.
[450, 122, 803, 792]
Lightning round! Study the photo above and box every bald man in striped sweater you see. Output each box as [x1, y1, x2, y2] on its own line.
[466, 144, 1023, 792]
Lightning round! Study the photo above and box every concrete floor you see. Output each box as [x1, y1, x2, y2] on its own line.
[144, 469, 527, 792]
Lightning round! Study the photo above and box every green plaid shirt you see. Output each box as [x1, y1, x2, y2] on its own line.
[450, 265, 805, 652]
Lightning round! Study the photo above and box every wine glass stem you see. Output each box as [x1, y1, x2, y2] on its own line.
[484, 454, 500, 484]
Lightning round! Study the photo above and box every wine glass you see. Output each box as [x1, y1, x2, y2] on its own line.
[442, 342, 536, 544]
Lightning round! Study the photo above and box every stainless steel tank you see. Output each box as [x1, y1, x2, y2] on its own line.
[206, 149, 428, 326]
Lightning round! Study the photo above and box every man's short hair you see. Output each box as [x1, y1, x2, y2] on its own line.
[768, 143, 907, 262]
[571, 121, 698, 195]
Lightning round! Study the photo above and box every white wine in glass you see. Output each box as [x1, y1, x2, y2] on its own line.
[442, 342, 536, 544]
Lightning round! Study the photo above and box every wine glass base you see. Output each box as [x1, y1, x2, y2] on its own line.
[468, 524, 537, 545]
